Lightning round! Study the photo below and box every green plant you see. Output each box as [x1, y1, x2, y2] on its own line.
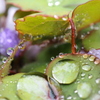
[0, 0, 100, 100]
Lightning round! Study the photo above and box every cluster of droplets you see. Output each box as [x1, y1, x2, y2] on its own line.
[47, 0, 63, 6]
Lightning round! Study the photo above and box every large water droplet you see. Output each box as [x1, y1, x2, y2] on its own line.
[82, 64, 91, 71]
[52, 61, 79, 84]
[77, 82, 92, 98]
[7, 47, 14, 56]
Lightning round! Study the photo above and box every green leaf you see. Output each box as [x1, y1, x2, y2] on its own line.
[20, 62, 47, 73]
[0, 73, 24, 100]
[82, 30, 100, 50]
[46, 54, 100, 99]
[72, 0, 100, 31]
[6, 0, 90, 16]
[15, 14, 69, 41]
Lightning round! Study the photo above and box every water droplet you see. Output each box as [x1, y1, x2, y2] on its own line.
[77, 82, 92, 98]
[59, 53, 64, 58]
[67, 95, 72, 100]
[88, 74, 93, 79]
[23, 34, 32, 40]
[98, 90, 100, 94]
[54, 15, 59, 19]
[89, 56, 95, 61]
[60, 95, 64, 100]
[74, 90, 78, 93]
[51, 57, 54, 60]
[2, 57, 7, 63]
[83, 54, 88, 58]
[94, 59, 100, 64]
[7, 47, 14, 56]
[18, 43, 25, 50]
[81, 73, 85, 77]
[96, 78, 100, 84]
[62, 17, 67, 21]
[82, 65, 91, 71]
[47, 0, 63, 6]
[52, 61, 79, 84]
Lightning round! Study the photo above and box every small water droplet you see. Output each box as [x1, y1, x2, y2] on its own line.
[51, 57, 54, 60]
[83, 54, 88, 58]
[23, 34, 32, 40]
[62, 17, 67, 21]
[2, 57, 7, 63]
[54, 15, 59, 19]
[94, 59, 100, 64]
[96, 78, 100, 84]
[77, 82, 92, 98]
[18, 43, 25, 50]
[81, 73, 85, 77]
[60, 95, 65, 100]
[82, 65, 91, 71]
[67, 95, 72, 100]
[89, 56, 95, 61]
[59, 53, 64, 58]
[88, 74, 93, 79]
[7, 47, 14, 56]
[74, 90, 78, 93]
[98, 90, 100, 94]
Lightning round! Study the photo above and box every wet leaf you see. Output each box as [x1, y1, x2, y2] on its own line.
[72, 0, 100, 31]
[0, 73, 24, 100]
[17, 73, 61, 100]
[20, 62, 47, 73]
[46, 54, 100, 99]
[15, 14, 69, 41]
[82, 30, 100, 50]
[6, 0, 89, 16]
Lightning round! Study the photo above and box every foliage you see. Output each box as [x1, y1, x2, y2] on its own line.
[0, 0, 100, 100]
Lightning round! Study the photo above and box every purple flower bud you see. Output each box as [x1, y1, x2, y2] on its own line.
[0, 28, 20, 56]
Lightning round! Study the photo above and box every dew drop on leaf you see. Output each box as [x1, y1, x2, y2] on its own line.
[2, 57, 7, 63]
[77, 82, 92, 99]
[95, 78, 100, 84]
[52, 61, 79, 84]
[82, 64, 91, 71]
[51, 57, 55, 60]
[88, 74, 93, 79]
[89, 56, 95, 61]
[7, 47, 14, 56]
[66, 95, 73, 100]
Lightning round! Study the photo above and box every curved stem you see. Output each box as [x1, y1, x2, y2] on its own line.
[69, 18, 76, 54]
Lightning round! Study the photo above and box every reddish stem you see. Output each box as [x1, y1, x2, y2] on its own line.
[69, 18, 76, 54]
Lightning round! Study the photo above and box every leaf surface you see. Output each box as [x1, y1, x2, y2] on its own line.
[72, 0, 100, 31]
[15, 14, 69, 41]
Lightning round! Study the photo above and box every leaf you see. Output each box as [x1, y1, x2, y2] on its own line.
[0, 73, 24, 100]
[82, 30, 100, 50]
[6, 0, 90, 16]
[46, 53, 100, 99]
[17, 73, 61, 100]
[72, 0, 100, 31]
[20, 62, 47, 73]
[15, 14, 69, 41]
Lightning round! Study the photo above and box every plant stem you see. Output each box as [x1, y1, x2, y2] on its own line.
[69, 18, 76, 54]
